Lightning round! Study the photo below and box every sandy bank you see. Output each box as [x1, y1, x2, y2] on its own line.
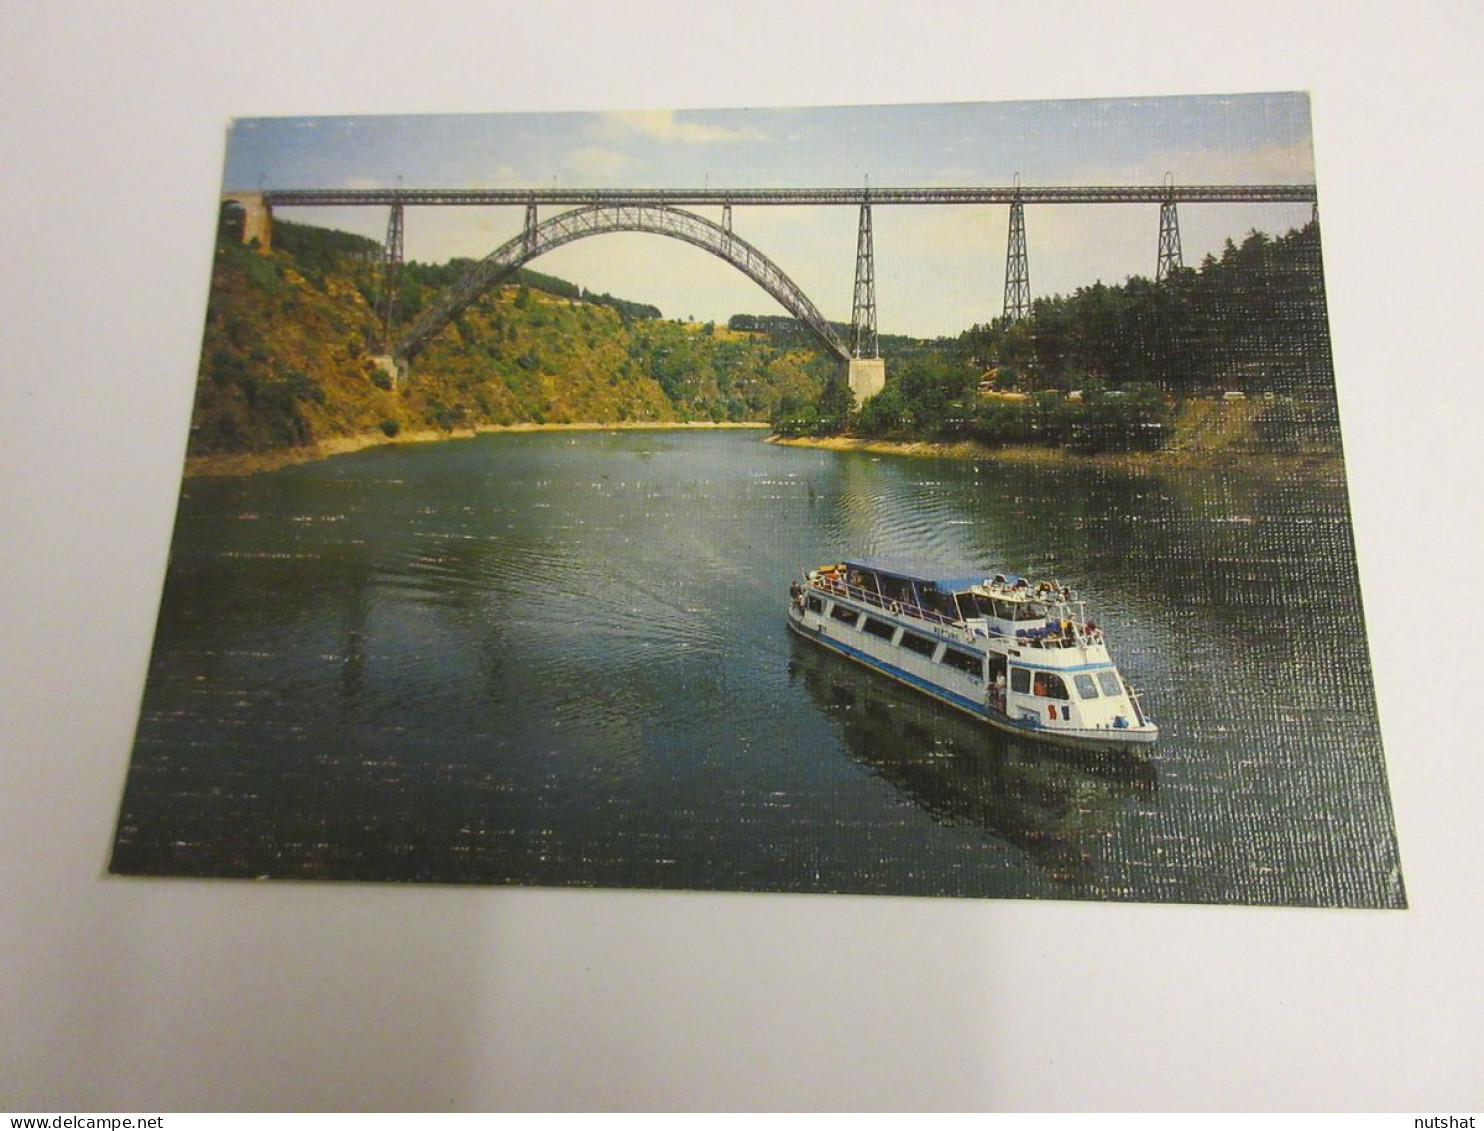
[184, 421, 770, 478]
[766, 433, 1346, 482]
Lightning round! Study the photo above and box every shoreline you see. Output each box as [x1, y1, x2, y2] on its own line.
[184, 420, 770, 478]
[766, 433, 1347, 481]
[183, 420, 1344, 482]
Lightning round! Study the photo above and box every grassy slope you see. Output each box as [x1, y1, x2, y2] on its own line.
[187, 235, 832, 466]
[1166, 398, 1267, 454]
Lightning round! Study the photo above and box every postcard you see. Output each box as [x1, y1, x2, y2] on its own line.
[111, 95, 1404, 908]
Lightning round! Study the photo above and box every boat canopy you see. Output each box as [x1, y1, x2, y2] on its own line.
[844, 555, 1010, 594]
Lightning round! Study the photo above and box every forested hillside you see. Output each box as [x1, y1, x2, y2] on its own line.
[189, 217, 835, 461]
[192, 214, 1339, 469]
[957, 222, 1332, 397]
[775, 221, 1342, 461]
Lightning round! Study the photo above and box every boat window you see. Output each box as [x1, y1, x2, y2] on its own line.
[829, 603, 861, 626]
[1074, 673, 1100, 699]
[879, 577, 911, 604]
[899, 631, 937, 658]
[940, 647, 982, 677]
[805, 595, 824, 614]
[1010, 667, 1031, 693]
[1032, 671, 1070, 700]
[862, 616, 896, 641]
[1015, 601, 1048, 621]
[920, 588, 959, 621]
[964, 594, 998, 620]
[967, 594, 1005, 620]
[1096, 670, 1123, 697]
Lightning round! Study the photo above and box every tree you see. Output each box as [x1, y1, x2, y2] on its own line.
[855, 381, 910, 436]
[816, 377, 854, 433]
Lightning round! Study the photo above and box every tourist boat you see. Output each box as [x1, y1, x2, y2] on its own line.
[786, 556, 1158, 749]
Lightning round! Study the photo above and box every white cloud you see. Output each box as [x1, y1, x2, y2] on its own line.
[603, 109, 765, 144]
[562, 146, 638, 181]
[477, 164, 527, 188]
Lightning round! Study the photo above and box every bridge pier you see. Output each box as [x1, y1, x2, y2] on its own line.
[224, 192, 274, 251]
[1003, 195, 1029, 321]
[523, 197, 538, 256]
[848, 357, 885, 404]
[1157, 197, 1183, 281]
[371, 354, 408, 389]
[851, 198, 878, 359]
[381, 201, 405, 349]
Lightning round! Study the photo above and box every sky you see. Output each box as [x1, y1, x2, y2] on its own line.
[224, 94, 1317, 339]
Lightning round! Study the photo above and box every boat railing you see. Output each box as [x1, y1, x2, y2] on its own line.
[1127, 684, 1152, 727]
[807, 575, 959, 628]
[995, 622, 1105, 650]
[809, 573, 1108, 649]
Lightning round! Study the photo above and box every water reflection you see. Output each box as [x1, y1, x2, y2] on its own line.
[788, 636, 1157, 891]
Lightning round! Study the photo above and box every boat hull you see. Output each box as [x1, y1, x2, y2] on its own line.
[786, 605, 1157, 753]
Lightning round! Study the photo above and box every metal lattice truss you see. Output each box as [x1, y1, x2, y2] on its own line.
[395, 203, 851, 363]
[851, 202, 877, 360]
[380, 202, 404, 349]
[1003, 198, 1031, 322]
[1157, 198, 1184, 282]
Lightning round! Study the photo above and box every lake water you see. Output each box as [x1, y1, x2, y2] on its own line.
[112, 429, 1404, 906]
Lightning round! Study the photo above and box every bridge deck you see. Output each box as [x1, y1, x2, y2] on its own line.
[255, 185, 1317, 208]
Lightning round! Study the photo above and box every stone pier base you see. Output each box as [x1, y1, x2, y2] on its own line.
[848, 357, 886, 404]
[371, 354, 408, 389]
[224, 191, 274, 251]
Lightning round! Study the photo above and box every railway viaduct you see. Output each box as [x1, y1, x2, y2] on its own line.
[220, 182, 1317, 402]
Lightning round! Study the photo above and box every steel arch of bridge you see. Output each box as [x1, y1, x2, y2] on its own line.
[395, 203, 851, 363]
